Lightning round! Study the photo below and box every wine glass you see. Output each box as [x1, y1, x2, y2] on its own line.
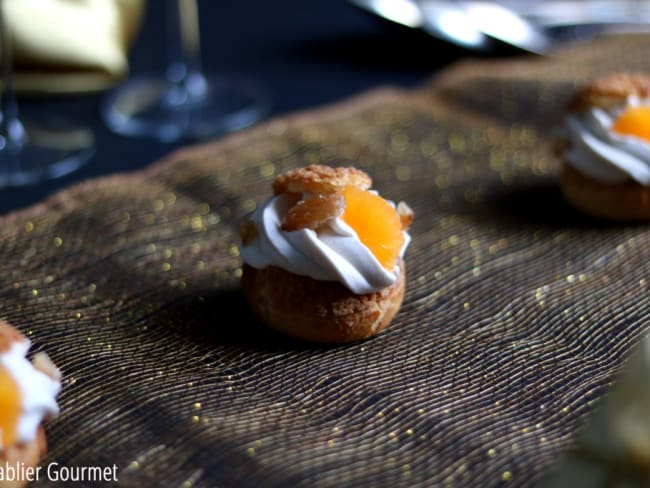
[101, 0, 271, 143]
[0, 0, 95, 188]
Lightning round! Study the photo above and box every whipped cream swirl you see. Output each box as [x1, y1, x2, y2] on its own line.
[564, 96, 650, 185]
[0, 339, 60, 446]
[241, 193, 410, 294]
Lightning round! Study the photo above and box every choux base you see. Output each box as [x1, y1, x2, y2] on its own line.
[561, 164, 650, 221]
[241, 260, 405, 343]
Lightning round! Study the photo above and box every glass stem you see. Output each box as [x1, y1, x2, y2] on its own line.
[0, 0, 25, 152]
[166, 0, 207, 102]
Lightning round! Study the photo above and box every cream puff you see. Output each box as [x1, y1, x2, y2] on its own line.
[240, 165, 413, 343]
[559, 73, 650, 220]
[0, 321, 60, 488]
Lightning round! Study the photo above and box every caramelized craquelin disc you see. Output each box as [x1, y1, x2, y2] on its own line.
[273, 165, 372, 195]
[274, 166, 370, 231]
[0, 364, 21, 448]
[612, 105, 650, 142]
[341, 185, 405, 271]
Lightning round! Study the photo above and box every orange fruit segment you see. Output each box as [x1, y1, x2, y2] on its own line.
[0, 365, 20, 448]
[612, 105, 650, 142]
[341, 185, 404, 270]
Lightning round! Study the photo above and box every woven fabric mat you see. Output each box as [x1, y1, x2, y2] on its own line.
[3, 35, 650, 487]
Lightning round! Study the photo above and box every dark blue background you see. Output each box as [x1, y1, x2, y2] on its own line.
[3, 0, 490, 214]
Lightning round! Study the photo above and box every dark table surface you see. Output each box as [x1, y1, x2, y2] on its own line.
[3, 0, 506, 215]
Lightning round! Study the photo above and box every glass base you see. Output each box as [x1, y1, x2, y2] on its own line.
[0, 121, 94, 188]
[101, 73, 271, 143]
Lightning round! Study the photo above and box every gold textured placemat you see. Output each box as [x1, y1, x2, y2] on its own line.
[2, 34, 650, 487]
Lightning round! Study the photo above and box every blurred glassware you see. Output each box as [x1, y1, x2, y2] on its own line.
[350, 0, 650, 54]
[0, 0, 94, 188]
[102, 0, 271, 143]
